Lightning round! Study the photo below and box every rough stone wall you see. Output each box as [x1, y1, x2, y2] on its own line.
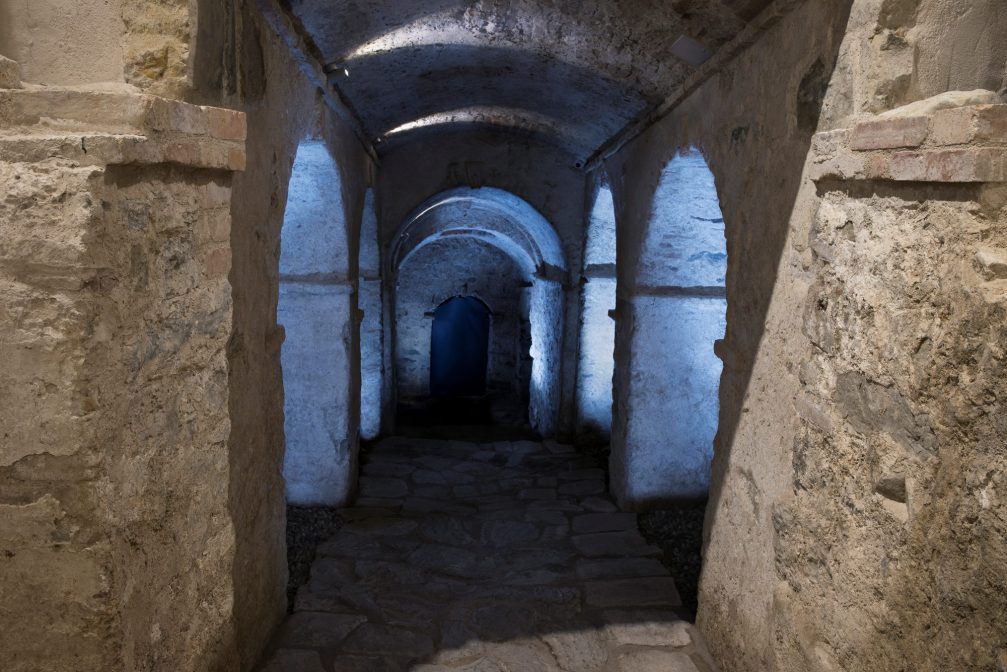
[378, 130, 585, 435]
[0, 88, 244, 670]
[224, 0, 375, 665]
[395, 238, 527, 402]
[607, 0, 1007, 669]
[575, 180, 617, 441]
[0, 0, 193, 96]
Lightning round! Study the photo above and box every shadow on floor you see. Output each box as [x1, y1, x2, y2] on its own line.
[270, 436, 718, 672]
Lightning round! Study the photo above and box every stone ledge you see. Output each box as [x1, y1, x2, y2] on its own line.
[0, 88, 246, 171]
[0, 132, 245, 171]
[813, 103, 1007, 184]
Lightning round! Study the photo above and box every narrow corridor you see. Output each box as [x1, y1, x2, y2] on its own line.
[260, 437, 718, 672]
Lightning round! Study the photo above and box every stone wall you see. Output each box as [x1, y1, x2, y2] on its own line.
[0, 0, 193, 96]
[606, 0, 1007, 669]
[223, 0, 375, 664]
[0, 87, 245, 671]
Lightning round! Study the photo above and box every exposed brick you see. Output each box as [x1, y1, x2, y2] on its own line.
[975, 105, 1007, 143]
[207, 107, 247, 142]
[931, 105, 1007, 146]
[929, 107, 975, 146]
[889, 148, 1007, 183]
[167, 101, 209, 136]
[198, 209, 231, 244]
[850, 116, 929, 151]
[227, 147, 247, 171]
[165, 141, 199, 166]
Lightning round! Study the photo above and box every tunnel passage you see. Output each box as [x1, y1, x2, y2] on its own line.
[390, 187, 567, 435]
[430, 296, 492, 397]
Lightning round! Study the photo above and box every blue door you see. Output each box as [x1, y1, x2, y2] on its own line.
[430, 296, 490, 397]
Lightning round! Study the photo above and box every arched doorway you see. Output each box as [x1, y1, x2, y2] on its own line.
[278, 139, 356, 506]
[430, 296, 491, 397]
[389, 187, 568, 435]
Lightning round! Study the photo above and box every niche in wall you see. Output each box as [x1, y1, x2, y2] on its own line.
[576, 178, 618, 441]
[278, 140, 356, 506]
[613, 148, 727, 506]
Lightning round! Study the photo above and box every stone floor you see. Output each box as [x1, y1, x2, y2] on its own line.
[259, 437, 720, 672]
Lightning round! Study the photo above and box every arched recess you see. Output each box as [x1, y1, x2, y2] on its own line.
[278, 140, 357, 506]
[358, 188, 384, 441]
[576, 176, 617, 441]
[612, 148, 727, 507]
[390, 187, 567, 435]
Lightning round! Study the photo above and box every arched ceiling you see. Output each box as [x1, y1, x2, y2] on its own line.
[283, 0, 775, 162]
[391, 187, 566, 279]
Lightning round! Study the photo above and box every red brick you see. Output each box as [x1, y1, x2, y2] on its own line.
[974, 105, 1007, 142]
[227, 147, 247, 171]
[165, 141, 198, 165]
[931, 105, 1007, 146]
[850, 116, 929, 151]
[889, 148, 1007, 183]
[207, 107, 247, 142]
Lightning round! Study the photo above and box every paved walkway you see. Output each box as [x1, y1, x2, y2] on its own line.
[260, 437, 718, 672]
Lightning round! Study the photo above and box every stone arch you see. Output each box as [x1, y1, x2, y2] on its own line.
[576, 173, 618, 441]
[611, 147, 727, 507]
[391, 187, 567, 435]
[278, 139, 357, 506]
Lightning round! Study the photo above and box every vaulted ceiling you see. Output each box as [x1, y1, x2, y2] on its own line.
[283, 0, 775, 162]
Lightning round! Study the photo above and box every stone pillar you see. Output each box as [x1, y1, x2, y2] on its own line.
[0, 81, 246, 671]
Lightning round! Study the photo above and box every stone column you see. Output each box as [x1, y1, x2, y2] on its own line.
[0, 79, 246, 671]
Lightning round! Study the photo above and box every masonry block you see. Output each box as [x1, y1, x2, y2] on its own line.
[850, 115, 929, 151]
[931, 105, 1007, 146]
[889, 148, 1007, 183]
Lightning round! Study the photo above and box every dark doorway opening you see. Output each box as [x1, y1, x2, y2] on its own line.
[430, 296, 491, 397]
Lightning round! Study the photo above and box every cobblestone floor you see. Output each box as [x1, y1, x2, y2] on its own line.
[259, 436, 720, 672]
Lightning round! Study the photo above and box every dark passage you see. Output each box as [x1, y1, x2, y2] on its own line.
[430, 296, 490, 397]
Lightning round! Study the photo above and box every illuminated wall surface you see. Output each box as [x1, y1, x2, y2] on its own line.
[359, 189, 384, 440]
[577, 185, 617, 438]
[620, 149, 727, 504]
[392, 188, 567, 434]
[278, 141, 355, 506]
